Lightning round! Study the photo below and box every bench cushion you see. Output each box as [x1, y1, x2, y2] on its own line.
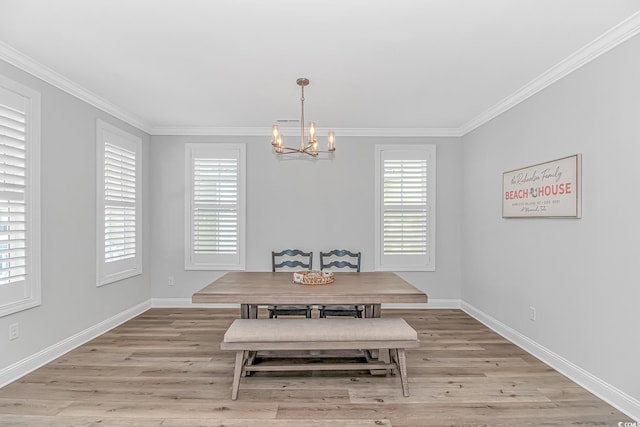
[223, 318, 417, 343]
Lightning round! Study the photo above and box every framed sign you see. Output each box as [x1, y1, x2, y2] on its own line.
[503, 154, 582, 218]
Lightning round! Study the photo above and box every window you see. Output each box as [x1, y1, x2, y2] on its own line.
[0, 75, 41, 317]
[185, 143, 246, 270]
[96, 119, 142, 286]
[374, 144, 436, 271]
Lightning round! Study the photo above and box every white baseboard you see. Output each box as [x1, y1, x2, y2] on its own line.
[0, 300, 151, 388]
[150, 297, 460, 309]
[461, 301, 640, 421]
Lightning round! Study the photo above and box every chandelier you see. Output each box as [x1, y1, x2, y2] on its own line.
[271, 77, 335, 157]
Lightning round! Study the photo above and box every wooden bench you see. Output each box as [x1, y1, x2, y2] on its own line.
[220, 317, 419, 400]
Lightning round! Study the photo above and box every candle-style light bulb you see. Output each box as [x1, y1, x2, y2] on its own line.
[272, 124, 280, 145]
[328, 131, 336, 151]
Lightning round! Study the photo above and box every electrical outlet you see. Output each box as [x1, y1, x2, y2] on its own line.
[9, 323, 19, 340]
[529, 306, 536, 322]
[168, 276, 175, 286]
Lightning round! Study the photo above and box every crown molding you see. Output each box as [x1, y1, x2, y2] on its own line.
[150, 126, 463, 137]
[0, 42, 152, 134]
[459, 10, 640, 136]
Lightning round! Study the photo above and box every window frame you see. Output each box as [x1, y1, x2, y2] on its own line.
[184, 142, 246, 271]
[0, 74, 41, 317]
[374, 144, 436, 272]
[96, 119, 142, 286]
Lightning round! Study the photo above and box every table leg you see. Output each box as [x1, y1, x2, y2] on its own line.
[240, 304, 249, 319]
[367, 303, 390, 375]
[240, 304, 259, 319]
[372, 304, 382, 318]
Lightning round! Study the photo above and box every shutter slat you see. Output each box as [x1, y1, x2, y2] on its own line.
[0, 104, 24, 122]
[0, 142, 26, 158]
[0, 123, 26, 140]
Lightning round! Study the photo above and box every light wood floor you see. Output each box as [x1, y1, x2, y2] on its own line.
[0, 308, 631, 427]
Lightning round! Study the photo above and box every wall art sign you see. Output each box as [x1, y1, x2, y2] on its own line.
[502, 154, 582, 218]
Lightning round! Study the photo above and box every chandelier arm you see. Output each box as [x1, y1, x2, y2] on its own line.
[276, 143, 332, 157]
[280, 147, 301, 153]
[278, 150, 316, 158]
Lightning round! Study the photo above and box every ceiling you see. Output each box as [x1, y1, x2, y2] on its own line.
[1, 0, 640, 136]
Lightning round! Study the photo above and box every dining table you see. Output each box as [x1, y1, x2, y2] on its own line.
[192, 271, 428, 318]
[192, 271, 428, 373]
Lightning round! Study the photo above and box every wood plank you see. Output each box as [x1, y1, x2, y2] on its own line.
[57, 400, 278, 419]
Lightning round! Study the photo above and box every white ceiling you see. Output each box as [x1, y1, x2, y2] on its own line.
[1, 0, 640, 135]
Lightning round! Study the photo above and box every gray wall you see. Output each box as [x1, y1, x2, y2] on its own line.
[149, 135, 463, 302]
[461, 34, 640, 402]
[0, 60, 151, 371]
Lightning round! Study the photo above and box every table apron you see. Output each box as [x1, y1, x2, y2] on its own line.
[193, 297, 427, 304]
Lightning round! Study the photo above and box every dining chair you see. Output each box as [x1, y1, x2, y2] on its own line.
[318, 249, 363, 318]
[268, 249, 313, 318]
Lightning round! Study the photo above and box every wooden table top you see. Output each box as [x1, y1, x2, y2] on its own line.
[192, 271, 428, 305]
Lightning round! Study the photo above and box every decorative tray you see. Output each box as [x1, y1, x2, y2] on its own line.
[293, 270, 334, 285]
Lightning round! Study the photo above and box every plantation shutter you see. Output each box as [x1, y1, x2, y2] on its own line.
[186, 144, 246, 270]
[193, 158, 238, 255]
[104, 142, 136, 262]
[0, 102, 27, 286]
[0, 76, 41, 317]
[383, 158, 428, 256]
[96, 119, 141, 286]
[375, 146, 435, 271]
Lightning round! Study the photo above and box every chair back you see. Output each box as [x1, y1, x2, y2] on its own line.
[320, 249, 361, 272]
[272, 249, 313, 272]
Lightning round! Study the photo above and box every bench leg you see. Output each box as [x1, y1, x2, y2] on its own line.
[244, 351, 257, 376]
[395, 348, 410, 397]
[388, 348, 398, 375]
[231, 350, 247, 400]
